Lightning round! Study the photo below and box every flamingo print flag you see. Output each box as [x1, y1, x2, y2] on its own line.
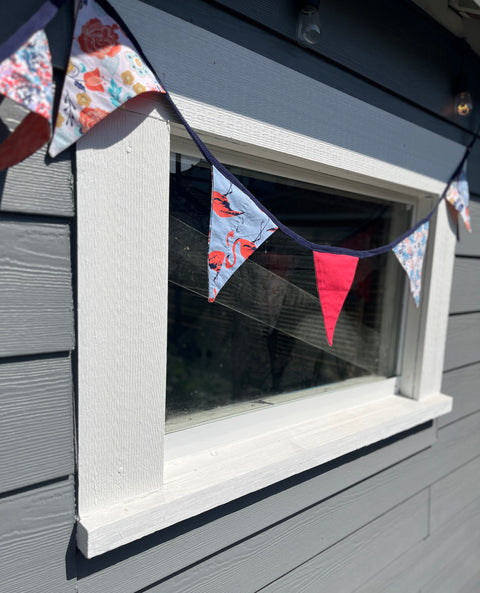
[393, 221, 429, 307]
[49, 0, 165, 157]
[208, 166, 277, 302]
[0, 29, 53, 170]
[446, 163, 471, 233]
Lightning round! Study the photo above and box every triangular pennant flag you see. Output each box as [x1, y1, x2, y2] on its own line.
[49, 0, 165, 157]
[446, 163, 471, 232]
[393, 221, 429, 307]
[208, 166, 277, 302]
[313, 252, 358, 346]
[0, 29, 53, 170]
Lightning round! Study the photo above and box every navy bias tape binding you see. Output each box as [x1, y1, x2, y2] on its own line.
[0, 0, 67, 64]
[162, 87, 479, 257]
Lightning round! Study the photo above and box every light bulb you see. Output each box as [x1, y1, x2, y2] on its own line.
[454, 91, 473, 117]
[296, 5, 321, 47]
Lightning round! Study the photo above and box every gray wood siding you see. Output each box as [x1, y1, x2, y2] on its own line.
[0, 479, 76, 593]
[0, 99, 74, 217]
[0, 4, 75, 593]
[0, 355, 73, 493]
[0, 221, 74, 357]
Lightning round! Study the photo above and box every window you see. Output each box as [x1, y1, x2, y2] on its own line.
[75, 3, 462, 558]
[166, 144, 410, 431]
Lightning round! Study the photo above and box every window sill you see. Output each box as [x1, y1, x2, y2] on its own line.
[77, 384, 451, 558]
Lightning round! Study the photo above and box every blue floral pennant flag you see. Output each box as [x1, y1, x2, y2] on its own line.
[49, 0, 165, 157]
[393, 221, 429, 307]
[208, 166, 277, 302]
[446, 163, 471, 233]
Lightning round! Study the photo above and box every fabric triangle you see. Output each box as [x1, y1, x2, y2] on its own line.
[49, 0, 165, 157]
[393, 221, 429, 307]
[313, 252, 358, 346]
[446, 163, 471, 232]
[208, 166, 277, 302]
[0, 29, 52, 170]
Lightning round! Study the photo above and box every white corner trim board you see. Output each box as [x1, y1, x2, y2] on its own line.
[76, 2, 462, 558]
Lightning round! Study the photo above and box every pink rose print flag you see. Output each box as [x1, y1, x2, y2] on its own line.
[446, 163, 471, 233]
[393, 221, 429, 307]
[49, 0, 165, 157]
[0, 29, 52, 171]
[208, 166, 277, 302]
[313, 252, 359, 346]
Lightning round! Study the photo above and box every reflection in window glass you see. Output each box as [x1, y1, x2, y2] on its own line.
[166, 150, 410, 430]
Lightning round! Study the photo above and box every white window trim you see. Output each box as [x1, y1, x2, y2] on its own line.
[75, 0, 461, 558]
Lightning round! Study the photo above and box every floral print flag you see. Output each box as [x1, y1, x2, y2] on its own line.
[208, 166, 277, 302]
[393, 221, 429, 307]
[0, 29, 52, 170]
[446, 163, 471, 233]
[49, 0, 165, 157]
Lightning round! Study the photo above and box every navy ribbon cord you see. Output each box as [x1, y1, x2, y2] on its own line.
[4, 0, 478, 258]
[0, 0, 67, 64]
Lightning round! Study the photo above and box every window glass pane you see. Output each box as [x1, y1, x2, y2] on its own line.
[167, 149, 410, 430]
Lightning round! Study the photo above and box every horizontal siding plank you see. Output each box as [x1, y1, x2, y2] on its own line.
[132, 476, 431, 592]
[450, 257, 480, 314]
[0, 478, 76, 593]
[439, 362, 480, 427]
[78, 412, 480, 593]
[354, 497, 480, 593]
[457, 571, 480, 593]
[141, 0, 468, 148]
[0, 221, 74, 358]
[456, 197, 480, 257]
[112, 0, 463, 198]
[0, 355, 73, 494]
[444, 312, 480, 371]
[193, 0, 480, 151]
[77, 425, 435, 593]
[259, 491, 429, 593]
[430, 455, 480, 533]
[418, 548, 480, 593]
[0, 98, 74, 218]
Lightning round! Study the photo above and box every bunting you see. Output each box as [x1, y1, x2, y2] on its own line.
[446, 163, 471, 233]
[49, 0, 165, 157]
[0, 29, 52, 171]
[392, 222, 429, 307]
[0, 0, 478, 345]
[208, 166, 277, 302]
[313, 252, 359, 346]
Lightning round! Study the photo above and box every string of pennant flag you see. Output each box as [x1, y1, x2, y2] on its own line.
[0, 0, 478, 345]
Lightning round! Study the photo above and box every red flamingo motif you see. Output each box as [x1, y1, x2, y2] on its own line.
[212, 191, 244, 218]
[208, 250, 226, 272]
[225, 238, 257, 268]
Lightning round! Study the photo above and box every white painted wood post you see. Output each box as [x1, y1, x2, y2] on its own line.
[76, 102, 170, 515]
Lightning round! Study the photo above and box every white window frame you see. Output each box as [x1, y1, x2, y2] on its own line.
[75, 0, 462, 558]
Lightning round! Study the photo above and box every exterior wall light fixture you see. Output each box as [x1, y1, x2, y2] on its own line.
[454, 91, 473, 117]
[296, 1, 321, 47]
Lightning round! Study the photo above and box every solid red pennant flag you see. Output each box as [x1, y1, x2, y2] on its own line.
[313, 252, 359, 346]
